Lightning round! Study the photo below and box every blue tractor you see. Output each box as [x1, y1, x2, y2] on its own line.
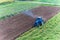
[33, 17, 44, 27]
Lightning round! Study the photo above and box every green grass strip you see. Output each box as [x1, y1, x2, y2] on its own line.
[0, 1, 60, 20]
[0, 1, 41, 20]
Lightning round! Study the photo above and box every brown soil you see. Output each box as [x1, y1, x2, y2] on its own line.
[0, 14, 35, 40]
[0, 6, 60, 40]
[31, 6, 60, 21]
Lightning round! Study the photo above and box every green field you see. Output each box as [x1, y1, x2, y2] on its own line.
[0, 1, 41, 20]
[0, 1, 60, 20]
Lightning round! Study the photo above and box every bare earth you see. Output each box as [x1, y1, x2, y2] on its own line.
[0, 6, 60, 40]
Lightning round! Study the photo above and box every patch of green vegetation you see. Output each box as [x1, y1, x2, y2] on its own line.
[0, 1, 59, 20]
[0, 1, 40, 20]
[16, 13, 60, 40]
[0, 1, 13, 5]
[32, 0, 60, 4]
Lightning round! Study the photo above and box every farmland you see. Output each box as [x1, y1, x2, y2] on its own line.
[0, 1, 60, 40]
[16, 12, 60, 40]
